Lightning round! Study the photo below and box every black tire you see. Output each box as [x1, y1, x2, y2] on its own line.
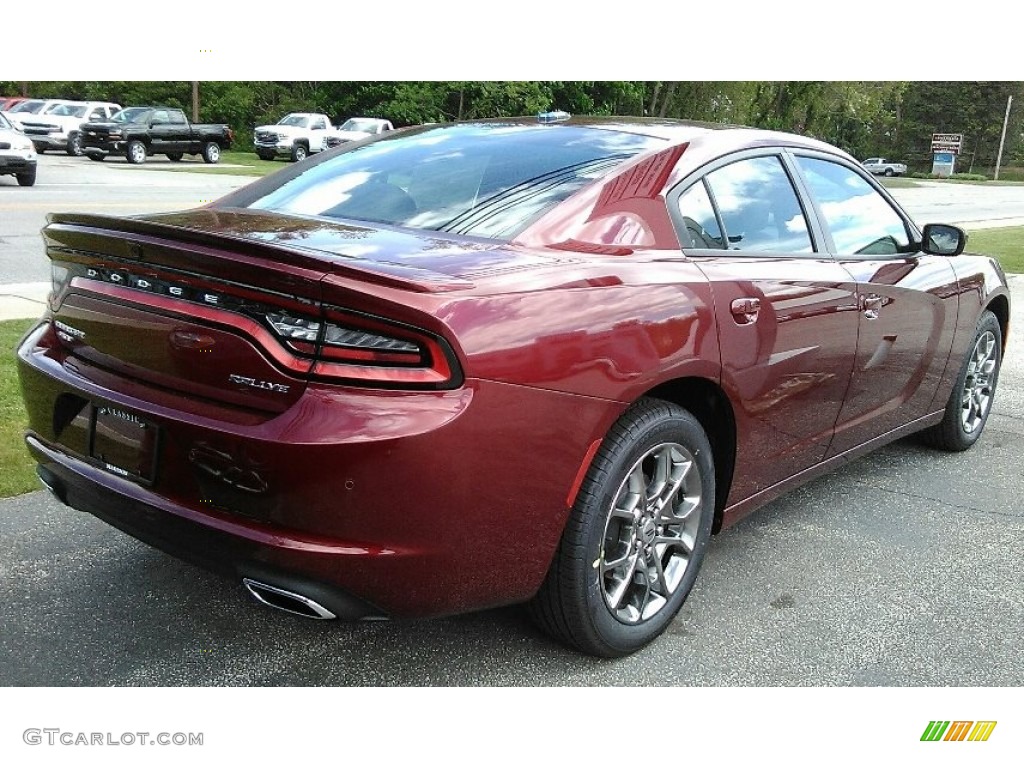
[86, 152, 105, 162]
[528, 398, 715, 657]
[256, 149, 275, 161]
[126, 140, 147, 165]
[67, 133, 83, 156]
[16, 167, 37, 187]
[167, 152, 184, 162]
[34, 144, 46, 155]
[202, 142, 221, 164]
[291, 143, 308, 162]
[920, 310, 1002, 451]
[884, 168, 895, 177]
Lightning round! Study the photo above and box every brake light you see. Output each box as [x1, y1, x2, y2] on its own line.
[264, 307, 461, 389]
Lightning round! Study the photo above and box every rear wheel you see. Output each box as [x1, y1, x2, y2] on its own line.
[126, 140, 147, 165]
[921, 310, 1002, 451]
[202, 142, 221, 164]
[16, 167, 37, 187]
[529, 398, 715, 657]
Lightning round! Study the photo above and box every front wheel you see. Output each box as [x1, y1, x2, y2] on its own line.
[67, 133, 83, 156]
[202, 142, 221, 164]
[920, 310, 1002, 451]
[291, 143, 308, 162]
[126, 140, 147, 164]
[256, 149, 275, 161]
[529, 398, 715, 657]
[16, 167, 37, 187]
[884, 168, 895, 177]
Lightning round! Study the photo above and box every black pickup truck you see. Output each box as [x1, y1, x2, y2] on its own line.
[81, 106, 234, 164]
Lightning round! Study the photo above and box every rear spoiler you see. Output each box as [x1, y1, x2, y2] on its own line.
[45, 211, 474, 294]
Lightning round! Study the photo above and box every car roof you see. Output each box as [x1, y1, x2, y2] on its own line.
[448, 115, 855, 165]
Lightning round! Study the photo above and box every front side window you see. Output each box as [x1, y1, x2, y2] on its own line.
[796, 156, 911, 255]
[703, 156, 813, 253]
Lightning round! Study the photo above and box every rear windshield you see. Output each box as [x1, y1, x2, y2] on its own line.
[247, 123, 664, 239]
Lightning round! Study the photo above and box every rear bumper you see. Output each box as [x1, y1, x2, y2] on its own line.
[17, 319, 614, 619]
[31, 445, 385, 620]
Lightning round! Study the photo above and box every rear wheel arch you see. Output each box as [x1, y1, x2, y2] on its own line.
[641, 377, 736, 533]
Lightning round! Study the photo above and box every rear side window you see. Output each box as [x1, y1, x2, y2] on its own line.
[677, 181, 724, 249]
[796, 156, 911, 255]
[703, 156, 813, 253]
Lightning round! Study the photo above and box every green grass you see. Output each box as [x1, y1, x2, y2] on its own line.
[967, 226, 1024, 274]
[878, 177, 921, 188]
[129, 150, 289, 177]
[1, 319, 40, 498]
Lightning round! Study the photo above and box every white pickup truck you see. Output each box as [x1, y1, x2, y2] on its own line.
[862, 157, 908, 177]
[253, 113, 337, 162]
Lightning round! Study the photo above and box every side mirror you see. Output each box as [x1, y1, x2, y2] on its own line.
[921, 223, 967, 256]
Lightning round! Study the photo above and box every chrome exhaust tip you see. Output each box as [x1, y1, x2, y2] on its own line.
[242, 578, 337, 620]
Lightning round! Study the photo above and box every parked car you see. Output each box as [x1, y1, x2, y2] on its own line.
[19, 101, 122, 156]
[324, 117, 393, 147]
[0, 96, 29, 112]
[17, 117, 1009, 657]
[862, 157, 908, 177]
[253, 112, 338, 162]
[81, 106, 234, 164]
[0, 111, 36, 186]
[3, 99, 76, 130]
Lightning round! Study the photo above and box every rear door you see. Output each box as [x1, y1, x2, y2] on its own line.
[790, 154, 959, 456]
[673, 151, 860, 504]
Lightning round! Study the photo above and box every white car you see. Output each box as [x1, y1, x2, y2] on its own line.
[253, 112, 337, 162]
[2, 99, 74, 129]
[325, 117, 394, 147]
[0, 111, 37, 186]
[19, 101, 122, 156]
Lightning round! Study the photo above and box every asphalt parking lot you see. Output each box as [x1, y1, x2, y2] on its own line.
[0, 155, 1022, 685]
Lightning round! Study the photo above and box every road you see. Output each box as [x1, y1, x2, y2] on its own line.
[0, 153, 1023, 686]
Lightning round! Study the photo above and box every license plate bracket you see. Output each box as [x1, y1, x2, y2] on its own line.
[89, 405, 160, 483]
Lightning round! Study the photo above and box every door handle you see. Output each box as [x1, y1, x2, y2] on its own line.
[863, 294, 884, 320]
[730, 297, 760, 324]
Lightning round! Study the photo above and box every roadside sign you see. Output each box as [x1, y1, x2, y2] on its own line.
[931, 133, 963, 153]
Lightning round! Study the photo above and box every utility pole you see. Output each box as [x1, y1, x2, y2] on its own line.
[994, 94, 1013, 181]
[192, 81, 200, 123]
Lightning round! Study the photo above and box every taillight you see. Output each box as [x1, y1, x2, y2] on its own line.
[264, 306, 461, 389]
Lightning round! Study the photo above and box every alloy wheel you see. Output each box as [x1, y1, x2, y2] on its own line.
[961, 330, 998, 434]
[600, 441, 703, 624]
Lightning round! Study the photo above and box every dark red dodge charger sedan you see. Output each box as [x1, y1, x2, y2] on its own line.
[17, 116, 1009, 657]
